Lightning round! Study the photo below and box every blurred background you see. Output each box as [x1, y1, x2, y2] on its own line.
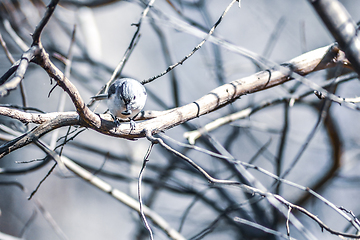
[0, 0, 360, 239]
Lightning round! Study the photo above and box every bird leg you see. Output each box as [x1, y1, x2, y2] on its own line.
[110, 113, 120, 126]
[129, 119, 136, 130]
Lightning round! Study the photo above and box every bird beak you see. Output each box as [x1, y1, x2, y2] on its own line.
[121, 108, 132, 116]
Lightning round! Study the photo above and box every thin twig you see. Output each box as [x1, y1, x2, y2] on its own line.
[63, 152, 186, 240]
[28, 163, 57, 200]
[0, 180, 68, 239]
[146, 131, 318, 239]
[0, 29, 27, 110]
[149, 8, 357, 110]
[263, 17, 286, 59]
[275, 194, 360, 239]
[3, 19, 28, 51]
[50, 25, 77, 150]
[149, 18, 180, 107]
[33, 198, 69, 240]
[88, 34, 141, 108]
[19, 210, 37, 238]
[146, 131, 239, 185]
[234, 217, 296, 240]
[0, 31, 16, 63]
[33, 140, 68, 174]
[0, 46, 38, 97]
[286, 206, 292, 237]
[275, 100, 290, 194]
[178, 188, 209, 233]
[0, 62, 19, 85]
[159, 132, 360, 235]
[138, 142, 155, 240]
[280, 92, 332, 180]
[104, 0, 155, 92]
[32, 0, 60, 45]
[142, 0, 237, 84]
[188, 214, 223, 240]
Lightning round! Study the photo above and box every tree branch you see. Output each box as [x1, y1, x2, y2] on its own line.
[0, 113, 79, 159]
[0, 46, 38, 97]
[32, 0, 60, 45]
[0, 44, 353, 157]
[309, 0, 360, 74]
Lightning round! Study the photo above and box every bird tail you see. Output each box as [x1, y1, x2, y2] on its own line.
[91, 94, 108, 101]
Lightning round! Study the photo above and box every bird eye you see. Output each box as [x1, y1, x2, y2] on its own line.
[133, 96, 136, 100]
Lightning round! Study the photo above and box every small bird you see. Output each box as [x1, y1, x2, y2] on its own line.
[92, 78, 147, 130]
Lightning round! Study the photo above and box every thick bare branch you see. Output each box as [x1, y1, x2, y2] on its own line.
[33, 47, 101, 128]
[0, 107, 78, 124]
[184, 72, 358, 144]
[0, 44, 352, 156]
[134, 44, 349, 137]
[309, 0, 360, 74]
[0, 113, 79, 159]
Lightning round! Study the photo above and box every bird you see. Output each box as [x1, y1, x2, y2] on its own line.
[91, 78, 147, 130]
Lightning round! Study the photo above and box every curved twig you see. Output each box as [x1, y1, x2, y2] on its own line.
[145, 130, 318, 240]
[157, 132, 360, 238]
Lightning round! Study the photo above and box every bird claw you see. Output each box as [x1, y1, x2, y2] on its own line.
[110, 113, 136, 131]
[130, 119, 136, 131]
[110, 114, 120, 127]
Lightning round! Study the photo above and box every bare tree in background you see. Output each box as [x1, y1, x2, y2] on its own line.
[0, 0, 360, 239]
